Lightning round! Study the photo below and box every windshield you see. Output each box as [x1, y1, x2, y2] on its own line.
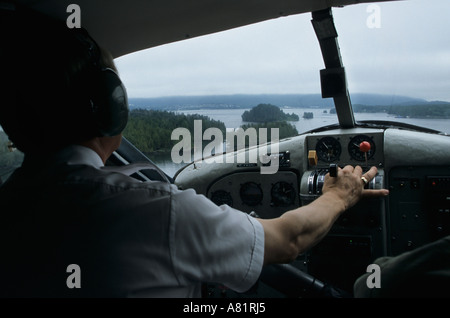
[115, 0, 450, 177]
[335, 0, 450, 132]
[3, 0, 447, 182]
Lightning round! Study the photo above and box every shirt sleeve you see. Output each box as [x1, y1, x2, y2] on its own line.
[168, 186, 265, 293]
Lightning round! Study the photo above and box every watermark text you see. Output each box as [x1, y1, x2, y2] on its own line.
[366, 4, 381, 29]
[171, 120, 280, 174]
[66, 264, 81, 289]
[66, 4, 81, 29]
[366, 263, 381, 289]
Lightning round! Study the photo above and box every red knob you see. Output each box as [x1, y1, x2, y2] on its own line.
[359, 141, 371, 153]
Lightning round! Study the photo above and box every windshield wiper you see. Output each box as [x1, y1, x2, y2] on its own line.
[312, 8, 355, 129]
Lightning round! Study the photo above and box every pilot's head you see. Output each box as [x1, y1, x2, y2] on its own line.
[0, 8, 129, 154]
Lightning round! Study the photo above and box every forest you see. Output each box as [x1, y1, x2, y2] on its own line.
[123, 109, 226, 154]
[241, 104, 299, 122]
[353, 103, 450, 118]
[123, 108, 300, 157]
[240, 121, 298, 143]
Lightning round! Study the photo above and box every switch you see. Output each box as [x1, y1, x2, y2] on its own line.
[359, 141, 371, 167]
[329, 163, 338, 177]
[308, 150, 318, 167]
[410, 179, 420, 189]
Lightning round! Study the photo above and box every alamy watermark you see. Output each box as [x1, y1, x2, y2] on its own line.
[66, 264, 81, 289]
[366, 4, 381, 29]
[64, 262, 380, 290]
[66, 4, 81, 29]
[171, 120, 280, 174]
[366, 263, 381, 289]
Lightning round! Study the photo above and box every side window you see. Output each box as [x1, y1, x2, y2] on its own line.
[0, 128, 24, 185]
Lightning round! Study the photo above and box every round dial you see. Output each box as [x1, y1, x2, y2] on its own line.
[210, 190, 233, 207]
[240, 182, 263, 206]
[315, 136, 341, 162]
[271, 182, 296, 207]
[348, 135, 376, 161]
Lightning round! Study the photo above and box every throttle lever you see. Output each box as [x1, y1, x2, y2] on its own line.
[329, 163, 338, 178]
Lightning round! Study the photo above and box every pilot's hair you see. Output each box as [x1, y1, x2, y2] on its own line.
[0, 8, 118, 154]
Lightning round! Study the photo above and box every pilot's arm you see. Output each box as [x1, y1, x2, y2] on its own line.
[257, 165, 389, 265]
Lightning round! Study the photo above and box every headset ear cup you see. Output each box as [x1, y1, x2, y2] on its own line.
[92, 68, 129, 136]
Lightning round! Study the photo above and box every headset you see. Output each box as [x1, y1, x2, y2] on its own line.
[71, 28, 129, 137]
[1, 4, 129, 143]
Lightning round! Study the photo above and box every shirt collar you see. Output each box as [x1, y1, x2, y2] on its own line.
[22, 145, 104, 170]
[51, 145, 105, 169]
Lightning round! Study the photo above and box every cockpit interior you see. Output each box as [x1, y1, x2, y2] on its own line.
[1, 0, 450, 299]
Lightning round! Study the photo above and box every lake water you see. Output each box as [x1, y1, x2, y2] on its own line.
[151, 108, 450, 177]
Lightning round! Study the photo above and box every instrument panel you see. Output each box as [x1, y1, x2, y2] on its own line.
[207, 171, 299, 219]
[306, 130, 384, 169]
[205, 129, 386, 221]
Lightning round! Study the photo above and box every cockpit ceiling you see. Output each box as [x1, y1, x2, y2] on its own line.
[11, 0, 400, 57]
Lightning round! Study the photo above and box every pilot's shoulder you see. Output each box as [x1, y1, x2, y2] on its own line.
[64, 163, 175, 195]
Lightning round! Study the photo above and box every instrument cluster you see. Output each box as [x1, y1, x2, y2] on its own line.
[207, 171, 299, 219]
[205, 130, 384, 219]
[306, 130, 384, 169]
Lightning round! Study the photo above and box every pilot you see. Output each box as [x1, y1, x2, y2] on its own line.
[0, 8, 388, 297]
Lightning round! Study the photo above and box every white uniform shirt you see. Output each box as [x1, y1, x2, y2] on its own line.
[0, 145, 264, 297]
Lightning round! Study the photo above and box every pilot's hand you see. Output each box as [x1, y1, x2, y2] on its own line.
[322, 165, 389, 211]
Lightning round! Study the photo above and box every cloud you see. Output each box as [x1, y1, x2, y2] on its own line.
[115, 0, 450, 102]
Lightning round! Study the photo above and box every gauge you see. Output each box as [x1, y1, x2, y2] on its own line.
[240, 182, 263, 206]
[271, 182, 296, 207]
[210, 190, 233, 207]
[348, 135, 376, 161]
[315, 136, 341, 162]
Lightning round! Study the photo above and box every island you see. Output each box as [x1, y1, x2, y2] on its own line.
[303, 112, 314, 119]
[241, 104, 299, 122]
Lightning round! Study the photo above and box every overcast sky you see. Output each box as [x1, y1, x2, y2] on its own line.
[115, 0, 450, 102]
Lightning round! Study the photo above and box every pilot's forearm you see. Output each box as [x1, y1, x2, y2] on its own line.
[259, 165, 388, 266]
[284, 191, 347, 253]
[259, 191, 347, 265]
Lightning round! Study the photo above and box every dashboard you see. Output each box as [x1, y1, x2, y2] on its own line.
[174, 126, 450, 295]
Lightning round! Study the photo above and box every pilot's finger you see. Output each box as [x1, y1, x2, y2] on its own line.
[362, 166, 378, 182]
[353, 165, 363, 176]
[362, 188, 389, 198]
[340, 165, 356, 175]
[361, 166, 389, 197]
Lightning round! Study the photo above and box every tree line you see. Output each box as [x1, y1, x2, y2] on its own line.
[123, 109, 226, 154]
[353, 103, 450, 118]
[241, 104, 299, 122]
[240, 121, 298, 143]
[123, 108, 299, 156]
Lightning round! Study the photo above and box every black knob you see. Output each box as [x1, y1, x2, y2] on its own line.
[329, 164, 338, 177]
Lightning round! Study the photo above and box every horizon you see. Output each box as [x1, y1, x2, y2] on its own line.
[127, 93, 450, 110]
[127, 92, 443, 101]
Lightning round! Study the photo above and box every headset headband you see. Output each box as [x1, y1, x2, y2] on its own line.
[70, 28, 129, 137]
